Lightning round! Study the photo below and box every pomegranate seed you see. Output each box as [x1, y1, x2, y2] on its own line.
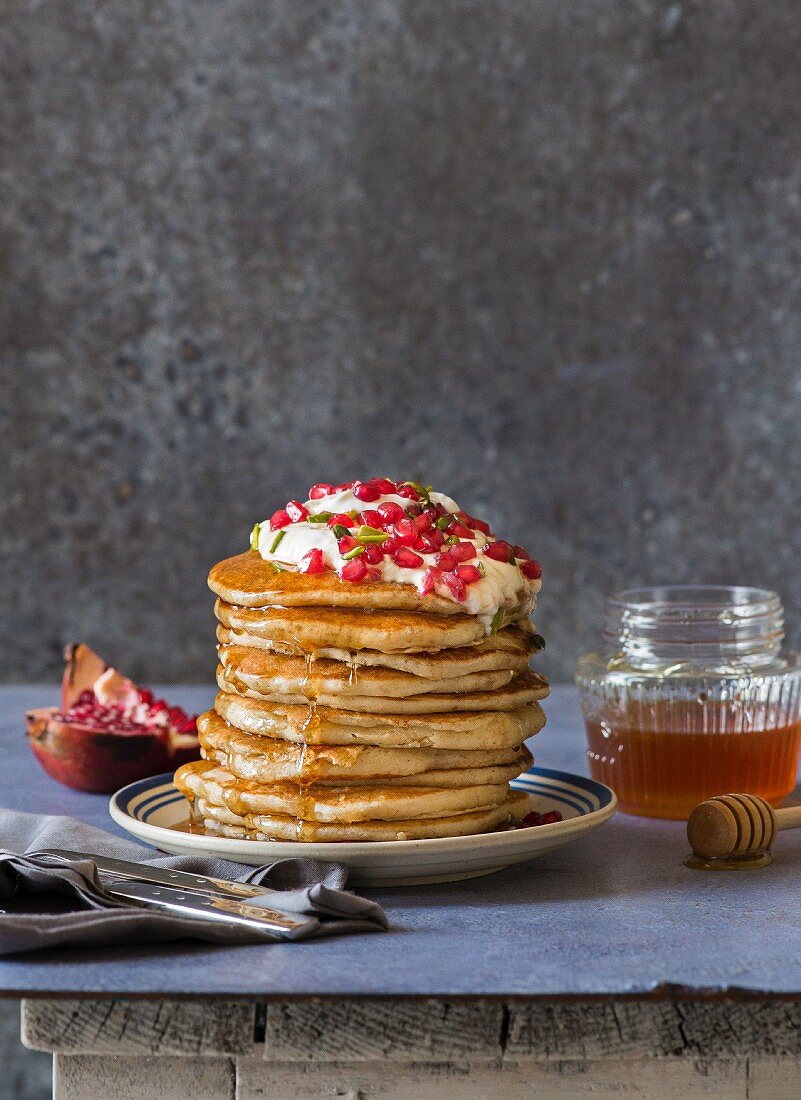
[484, 540, 514, 562]
[456, 564, 482, 584]
[138, 689, 154, 705]
[394, 546, 424, 569]
[327, 512, 355, 529]
[151, 700, 168, 713]
[381, 537, 399, 555]
[513, 544, 530, 561]
[458, 512, 491, 535]
[337, 535, 360, 554]
[416, 533, 439, 554]
[538, 810, 563, 825]
[413, 512, 433, 533]
[406, 503, 423, 518]
[520, 812, 542, 827]
[285, 500, 309, 523]
[370, 478, 397, 495]
[396, 484, 420, 501]
[341, 557, 368, 582]
[362, 543, 384, 565]
[360, 509, 384, 528]
[447, 521, 473, 539]
[309, 483, 334, 499]
[429, 528, 446, 548]
[299, 548, 326, 574]
[177, 717, 197, 733]
[352, 481, 381, 502]
[377, 501, 404, 525]
[439, 571, 467, 602]
[449, 541, 476, 563]
[435, 551, 457, 571]
[521, 559, 543, 580]
[269, 508, 291, 530]
[420, 567, 441, 595]
[393, 519, 418, 545]
[335, 481, 354, 491]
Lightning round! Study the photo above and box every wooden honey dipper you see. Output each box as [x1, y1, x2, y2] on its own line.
[686, 793, 801, 868]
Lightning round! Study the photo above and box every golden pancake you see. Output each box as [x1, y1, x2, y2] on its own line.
[214, 690, 546, 748]
[209, 552, 539, 615]
[217, 664, 548, 714]
[194, 788, 531, 842]
[216, 623, 536, 676]
[214, 599, 517, 654]
[176, 760, 509, 823]
[217, 645, 516, 699]
[197, 710, 531, 782]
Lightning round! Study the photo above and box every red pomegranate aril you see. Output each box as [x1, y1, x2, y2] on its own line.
[394, 546, 424, 569]
[335, 481, 354, 491]
[352, 481, 381, 502]
[434, 551, 457, 571]
[362, 543, 384, 565]
[393, 519, 418, 545]
[341, 557, 368, 582]
[521, 559, 543, 579]
[337, 535, 360, 554]
[447, 521, 474, 539]
[139, 688, 154, 705]
[458, 512, 491, 535]
[513, 544, 530, 561]
[484, 540, 514, 562]
[456, 564, 482, 584]
[380, 537, 399, 555]
[439, 571, 467, 602]
[412, 512, 433, 533]
[420, 567, 441, 595]
[357, 509, 382, 528]
[428, 528, 446, 548]
[538, 810, 562, 825]
[299, 548, 326, 574]
[449, 541, 476, 563]
[327, 512, 355, 529]
[309, 483, 334, 499]
[285, 500, 309, 523]
[396, 484, 420, 501]
[416, 533, 439, 554]
[370, 478, 397, 495]
[406, 503, 423, 518]
[377, 501, 404, 525]
[269, 508, 291, 530]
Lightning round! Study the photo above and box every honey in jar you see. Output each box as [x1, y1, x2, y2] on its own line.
[575, 587, 801, 819]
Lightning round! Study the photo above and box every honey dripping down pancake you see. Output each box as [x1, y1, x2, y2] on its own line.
[184, 477, 548, 842]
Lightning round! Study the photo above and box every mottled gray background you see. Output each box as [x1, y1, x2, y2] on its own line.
[2, 0, 800, 1090]
[4, 0, 801, 692]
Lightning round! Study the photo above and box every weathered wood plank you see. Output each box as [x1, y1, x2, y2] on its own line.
[54, 1054, 235, 1100]
[264, 1001, 503, 1062]
[237, 1056, 749, 1099]
[22, 999, 255, 1056]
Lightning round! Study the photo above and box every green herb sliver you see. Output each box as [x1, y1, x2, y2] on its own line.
[342, 545, 365, 560]
[249, 522, 260, 551]
[490, 608, 505, 634]
[306, 512, 332, 524]
[269, 530, 285, 554]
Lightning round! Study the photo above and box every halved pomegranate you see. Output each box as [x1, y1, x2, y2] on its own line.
[25, 644, 200, 793]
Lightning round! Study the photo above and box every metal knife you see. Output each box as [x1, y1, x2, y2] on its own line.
[37, 848, 272, 900]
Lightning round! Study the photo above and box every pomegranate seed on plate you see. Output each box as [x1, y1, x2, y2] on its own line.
[269, 508, 291, 530]
[285, 500, 309, 523]
[352, 481, 381, 502]
[362, 543, 384, 565]
[394, 546, 424, 569]
[484, 540, 514, 562]
[299, 548, 326, 574]
[434, 551, 457, 571]
[341, 557, 368, 582]
[309, 483, 334, 499]
[377, 501, 404, 525]
[456, 564, 482, 584]
[521, 559, 542, 579]
[360, 509, 384, 528]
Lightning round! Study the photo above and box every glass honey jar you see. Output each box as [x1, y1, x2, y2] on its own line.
[575, 586, 801, 819]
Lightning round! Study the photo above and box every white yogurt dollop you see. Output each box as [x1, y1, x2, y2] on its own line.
[254, 487, 539, 626]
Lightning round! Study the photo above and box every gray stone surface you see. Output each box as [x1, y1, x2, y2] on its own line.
[2, 0, 801, 686]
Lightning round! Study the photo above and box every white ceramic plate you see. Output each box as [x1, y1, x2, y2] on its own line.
[109, 766, 616, 887]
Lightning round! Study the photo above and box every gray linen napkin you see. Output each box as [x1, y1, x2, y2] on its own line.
[0, 808, 388, 954]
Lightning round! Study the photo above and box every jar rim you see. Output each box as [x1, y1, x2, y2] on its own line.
[608, 585, 781, 621]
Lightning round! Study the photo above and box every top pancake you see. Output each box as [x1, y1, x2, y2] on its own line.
[209, 552, 539, 615]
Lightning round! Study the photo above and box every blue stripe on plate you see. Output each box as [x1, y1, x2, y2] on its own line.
[140, 792, 184, 821]
[133, 786, 176, 816]
[511, 774, 596, 812]
[520, 765, 614, 809]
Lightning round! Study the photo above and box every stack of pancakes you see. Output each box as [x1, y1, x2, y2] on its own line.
[175, 553, 548, 842]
